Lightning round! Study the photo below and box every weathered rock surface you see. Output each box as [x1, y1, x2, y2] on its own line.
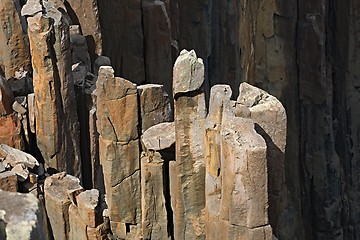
[96, 66, 141, 237]
[25, 1, 82, 177]
[98, 0, 145, 83]
[0, 76, 14, 116]
[44, 172, 83, 240]
[142, 0, 173, 97]
[141, 152, 169, 239]
[0, 114, 23, 149]
[65, 0, 102, 61]
[138, 84, 172, 133]
[0, 144, 38, 169]
[0, 190, 45, 240]
[0, 171, 18, 192]
[142, 122, 175, 151]
[0, 0, 30, 80]
[172, 49, 206, 239]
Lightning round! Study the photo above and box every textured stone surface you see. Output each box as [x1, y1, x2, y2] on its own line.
[0, 114, 23, 149]
[98, 0, 145, 83]
[0, 190, 44, 240]
[26, 3, 82, 177]
[0, 144, 38, 169]
[142, 122, 175, 151]
[173, 49, 206, 239]
[137, 84, 172, 133]
[65, 0, 102, 61]
[142, 0, 173, 96]
[141, 152, 169, 239]
[96, 66, 141, 236]
[0, 76, 14, 116]
[76, 189, 100, 228]
[0, 0, 30, 80]
[44, 173, 83, 240]
[0, 171, 18, 192]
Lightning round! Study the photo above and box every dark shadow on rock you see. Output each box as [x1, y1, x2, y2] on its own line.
[255, 123, 286, 237]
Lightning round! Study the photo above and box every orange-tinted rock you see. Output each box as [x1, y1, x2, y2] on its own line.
[25, 3, 82, 177]
[0, 171, 17, 192]
[0, 0, 30, 80]
[0, 114, 23, 149]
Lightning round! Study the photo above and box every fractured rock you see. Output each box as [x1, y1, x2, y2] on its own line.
[11, 163, 29, 182]
[141, 152, 169, 239]
[44, 172, 83, 240]
[0, 114, 23, 149]
[0, 144, 39, 169]
[25, 3, 82, 177]
[172, 49, 206, 239]
[65, 0, 103, 60]
[96, 66, 141, 235]
[0, 0, 30, 80]
[138, 84, 172, 133]
[76, 189, 100, 228]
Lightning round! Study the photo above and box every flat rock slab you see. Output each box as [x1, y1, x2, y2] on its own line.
[0, 190, 44, 240]
[141, 122, 175, 151]
[0, 144, 39, 169]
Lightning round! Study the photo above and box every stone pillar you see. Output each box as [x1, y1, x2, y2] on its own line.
[64, 0, 103, 62]
[96, 66, 141, 238]
[204, 85, 232, 239]
[142, 0, 173, 97]
[44, 173, 83, 240]
[24, 1, 82, 177]
[137, 84, 172, 134]
[0, 0, 30, 80]
[236, 82, 287, 235]
[141, 152, 168, 240]
[172, 49, 206, 239]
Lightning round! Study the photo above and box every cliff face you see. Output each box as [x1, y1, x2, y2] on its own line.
[0, 0, 359, 239]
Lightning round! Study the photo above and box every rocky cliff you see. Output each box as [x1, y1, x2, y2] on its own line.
[0, 0, 358, 240]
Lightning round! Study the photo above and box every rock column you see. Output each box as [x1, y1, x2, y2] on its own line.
[172, 49, 206, 239]
[24, 1, 82, 177]
[96, 66, 141, 238]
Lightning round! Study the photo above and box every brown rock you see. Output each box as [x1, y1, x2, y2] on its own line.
[0, 171, 17, 192]
[96, 66, 141, 230]
[65, 0, 103, 61]
[172, 49, 206, 239]
[141, 152, 169, 239]
[0, 76, 14, 116]
[0, 0, 30, 80]
[44, 173, 83, 240]
[137, 84, 172, 133]
[26, 3, 82, 177]
[97, 0, 145, 83]
[0, 115, 23, 149]
[142, 0, 173, 96]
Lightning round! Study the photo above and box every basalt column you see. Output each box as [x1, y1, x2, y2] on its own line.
[24, 1, 82, 177]
[96, 66, 141, 239]
[172, 49, 206, 239]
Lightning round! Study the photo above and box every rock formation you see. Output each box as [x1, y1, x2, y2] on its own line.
[1, 1, 359, 239]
